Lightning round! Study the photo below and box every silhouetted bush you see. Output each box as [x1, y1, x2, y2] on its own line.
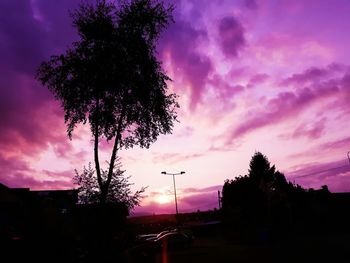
[222, 152, 332, 243]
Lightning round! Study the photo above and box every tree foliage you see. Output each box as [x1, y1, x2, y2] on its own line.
[73, 160, 146, 211]
[36, 0, 178, 203]
[222, 153, 287, 230]
[222, 152, 331, 240]
[222, 152, 292, 209]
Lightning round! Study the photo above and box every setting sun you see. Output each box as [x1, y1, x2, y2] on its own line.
[155, 194, 172, 204]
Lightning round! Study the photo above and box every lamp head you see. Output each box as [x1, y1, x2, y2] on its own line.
[180, 171, 185, 174]
[161, 171, 166, 174]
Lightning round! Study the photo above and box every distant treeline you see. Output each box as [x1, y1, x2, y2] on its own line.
[221, 152, 349, 243]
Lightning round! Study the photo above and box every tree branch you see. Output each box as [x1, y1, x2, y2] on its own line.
[105, 102, 127, 198]
[94, 98, 103, 192]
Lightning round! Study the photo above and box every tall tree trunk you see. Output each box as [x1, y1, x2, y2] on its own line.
[100, 104, 126, 204]
[93, 99, 104, 204]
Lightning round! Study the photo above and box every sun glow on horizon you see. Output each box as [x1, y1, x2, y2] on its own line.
[154, 193, 173, 204]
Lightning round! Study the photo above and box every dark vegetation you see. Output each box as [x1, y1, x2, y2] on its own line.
[124, 153, 350, 262]
[1, 152, 350, 262]
[218, 153, 350, 262]
[36, 0, 178, 205]
[222, 152, 334, 243]
[0, 184, 133, 262]
[34, 1, 178, 260]
[73, 159, 145, 209]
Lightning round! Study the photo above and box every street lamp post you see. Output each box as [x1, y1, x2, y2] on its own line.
[348, 151, 350, 164]
[161, 171, 185, 215]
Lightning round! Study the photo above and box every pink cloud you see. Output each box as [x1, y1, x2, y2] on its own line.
[0, 155, 74, 190]
[244, 0, 258, 10]
[208, 74, 245, 103]
[281, 117, 327, 140]
[288, 136, 350, 161]
[52, 140, 75, 158]
[152, 152, 205, 165]
[341, 72, 350, 101]
[180, 192, 219, 212]
[218, 16, 245, 58]
[286, 159, 350, 192]
[247, 73, 269, 88]
[182, 185, 222, 194]
[10, 175, 74, 190]
[159, 19, 212, 109]
[227, 67, 251, 80]
[227, 66, 347, 141]
[322, 136, 350, 151]
[0, 1, 96, 191]
[280, 64, 345, 86]
[132, 201, 174, 215]
[0, 69, 82, 190]
[0, 1, 78, 160]
[174, 126, 195, 138]
[281, 67, 329, 86]
[0, 95, 68, 158]
[42, 170, 74, 180]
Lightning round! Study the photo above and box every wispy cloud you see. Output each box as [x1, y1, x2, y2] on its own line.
[217, 16, 245, 58]
[153, 152, 205, 165]
[286, 159, 350, 192]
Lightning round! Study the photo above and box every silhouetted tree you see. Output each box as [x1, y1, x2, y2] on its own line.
[223, 152, 332, 241]
[222, 152, 292, 241]
[73, 159, 146, 211]
[248, 152, 288, 192]
[36, 0, 178, 204]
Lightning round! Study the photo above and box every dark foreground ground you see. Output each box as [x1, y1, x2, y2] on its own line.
[2, 231, 350, 263]
[150, 233, 350, 263]
[125, 229, 350, 263]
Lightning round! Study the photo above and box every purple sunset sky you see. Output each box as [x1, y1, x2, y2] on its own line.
[1, 0, 350, 214]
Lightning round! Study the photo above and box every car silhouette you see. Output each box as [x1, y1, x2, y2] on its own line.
[153, 231, 193, 249]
